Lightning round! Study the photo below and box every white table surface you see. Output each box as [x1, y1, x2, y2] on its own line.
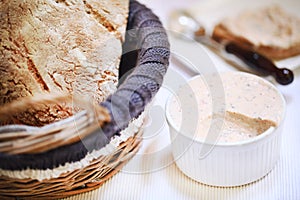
[66, 0, 300, 199]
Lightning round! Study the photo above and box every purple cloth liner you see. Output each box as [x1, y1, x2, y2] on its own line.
[0, 0, 170, 170]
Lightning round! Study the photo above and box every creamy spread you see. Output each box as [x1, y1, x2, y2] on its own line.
[167, 72, 284, 143]
[222, 5, 300, 49]
[0, 111, 145, 181]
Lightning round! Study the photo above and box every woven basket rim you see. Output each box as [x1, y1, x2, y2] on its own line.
[0, 128, 143, 199]
[0, 94, 110, 155]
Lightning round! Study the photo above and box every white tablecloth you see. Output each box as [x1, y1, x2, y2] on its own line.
[66, 0, 300, 199]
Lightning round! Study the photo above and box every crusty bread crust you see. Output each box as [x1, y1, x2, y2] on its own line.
[0, 0, 128, 126]
[212, 5, 300, 60]
[0, 94, 110, 127]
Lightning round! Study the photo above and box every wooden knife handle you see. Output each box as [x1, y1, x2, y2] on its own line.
[225, 42, 294, 85]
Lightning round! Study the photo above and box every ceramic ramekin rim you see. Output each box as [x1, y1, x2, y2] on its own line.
[165, 72, 286, 147]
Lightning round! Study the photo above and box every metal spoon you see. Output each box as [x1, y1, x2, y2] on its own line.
[168, 10, 294, 85]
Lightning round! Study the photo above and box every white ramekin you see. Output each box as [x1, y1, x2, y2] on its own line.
[165, 72, 286, 187]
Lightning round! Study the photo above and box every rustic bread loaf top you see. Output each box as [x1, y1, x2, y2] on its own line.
[0, 0, 129, 125]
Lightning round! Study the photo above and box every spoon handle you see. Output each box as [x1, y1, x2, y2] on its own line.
[225, 42, 294, 85]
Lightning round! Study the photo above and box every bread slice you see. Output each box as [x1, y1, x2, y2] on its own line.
[212, 5, 300, 60]
[0, 0, 129, 125]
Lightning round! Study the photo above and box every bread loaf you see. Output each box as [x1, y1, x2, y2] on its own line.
[212, 5, 300, 60]
[0, 0, 129, 125]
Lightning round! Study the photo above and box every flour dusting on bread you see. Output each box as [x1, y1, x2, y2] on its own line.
[0, 0, 129, 125]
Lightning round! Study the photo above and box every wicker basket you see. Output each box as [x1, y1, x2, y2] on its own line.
[0, 129, 142, 200]
[0, 0, 170, 199]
